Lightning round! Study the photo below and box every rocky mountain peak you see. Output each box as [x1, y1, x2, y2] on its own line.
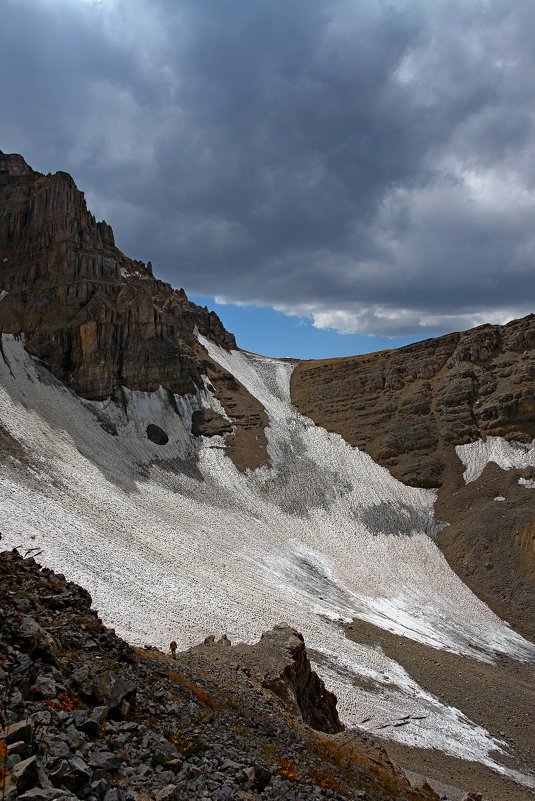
[0, 151, 33, 182]
[0, 152, 235, 399]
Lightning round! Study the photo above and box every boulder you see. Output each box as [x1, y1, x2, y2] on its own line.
[18, 616, 57, 661]
[1, 719, 33, 745]
[49, 757, 91, 793]
[90, 672, 136, 719]
[17, 790, 79, 801]
[12, 755, 40, 794]
[191, 408, 233, 438]
[146, 424, 169, 445]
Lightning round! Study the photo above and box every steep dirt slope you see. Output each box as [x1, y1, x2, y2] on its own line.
[291, 319, 535, 640]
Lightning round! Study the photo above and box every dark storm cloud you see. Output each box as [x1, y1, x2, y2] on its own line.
[1, 0, 535, 335]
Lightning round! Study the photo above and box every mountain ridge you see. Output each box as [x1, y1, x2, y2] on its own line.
[0, 150, 235, 400]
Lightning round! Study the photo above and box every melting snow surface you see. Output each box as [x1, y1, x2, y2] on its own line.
[1, 334, 534, 785]
[456, 437, 535, 483]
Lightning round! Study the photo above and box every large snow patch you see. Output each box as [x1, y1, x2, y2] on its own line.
[456, 437, 535, 484]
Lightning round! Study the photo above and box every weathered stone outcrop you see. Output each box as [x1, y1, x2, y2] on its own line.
[253, 625, 343, 734]
[194, 624, 343, 734]
[0, 151, 235, 400]
[191, 408, 233, 438]
[291, 316, 535, 489]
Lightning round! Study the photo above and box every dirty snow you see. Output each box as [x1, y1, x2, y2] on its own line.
[1, 334, 534, 785]
[456, 437, 535, 483]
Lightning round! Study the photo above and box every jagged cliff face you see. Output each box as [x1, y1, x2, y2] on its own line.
[291, 319, 535, 489]
[0, 150, 235, 400]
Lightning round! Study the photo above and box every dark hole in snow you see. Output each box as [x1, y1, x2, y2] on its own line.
[146, 424, 169, 445]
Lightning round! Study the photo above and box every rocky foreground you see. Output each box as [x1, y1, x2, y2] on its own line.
[0, 549, 448, 801]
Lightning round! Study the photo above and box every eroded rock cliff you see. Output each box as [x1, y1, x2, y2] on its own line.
[291, 318, 535, 489]
[0, 150, 235, 400]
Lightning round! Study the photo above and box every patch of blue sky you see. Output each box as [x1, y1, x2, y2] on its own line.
[191, 295, 439, 360]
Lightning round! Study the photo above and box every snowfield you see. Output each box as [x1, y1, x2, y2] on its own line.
[1, 334, 534, 786]
[456, 437, 535, 484]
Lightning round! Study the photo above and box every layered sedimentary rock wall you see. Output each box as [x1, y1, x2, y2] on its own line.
[291, 318, 535, 489]
[0, 150, 235, 400]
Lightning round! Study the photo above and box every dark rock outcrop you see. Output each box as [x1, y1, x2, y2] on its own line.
[191, 408, 233, 438]
[256, 625, 343, 733]
[193, 624, 343, 734]
[0, 151, 235, 400]
[146, 423, 169, 445]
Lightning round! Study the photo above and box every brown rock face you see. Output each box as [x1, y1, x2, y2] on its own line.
[193, 623, 343, 734]
[191, 408, 233, 438]
[0, 151, 235, 400]
[251, 624, 343, 734]
[291, 317, 535, 489]
[435, 458, 535, 641]
[205, 359, 270, 471]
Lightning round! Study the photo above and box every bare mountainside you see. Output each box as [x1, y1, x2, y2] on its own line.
[1, 151, 535, 800]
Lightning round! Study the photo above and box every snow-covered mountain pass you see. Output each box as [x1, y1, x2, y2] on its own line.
[1, 333, 534, 785]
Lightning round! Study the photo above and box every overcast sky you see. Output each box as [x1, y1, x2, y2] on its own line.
[1, 0, 534, 353]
